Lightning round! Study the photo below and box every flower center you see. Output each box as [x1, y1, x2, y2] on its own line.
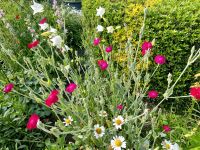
[65, 119, 71, 124]
[95, 128, 102, 134]
[115, 119, 122, 125]
[115, 139, 122, 147]
[166, 144, 171, 149]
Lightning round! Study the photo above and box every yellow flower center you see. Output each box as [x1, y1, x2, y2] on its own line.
[65, 119, 71, 124]
[95, 128, 102, 134]
[115, 119, 122, 125]
[115, 139, 122, 147]
[166, 144, 171, 149]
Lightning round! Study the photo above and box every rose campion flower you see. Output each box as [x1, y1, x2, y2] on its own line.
[148, 90, 158, 99]
[141, 41, 153, 56]
[45, 90, 59, 107]
[162, 125, 171, 133]
[106, 26, 114, 33]
[66, 83, 77, 93]
[31, 0, 44, 15]
[154, 55, 166, 65]
[28, 40, 39, 49]
[39, 18, 47, 24]
[39, 18, 48, 30]
[96, 25, 104, 32]
[98, 60, 108, 71]
[105, 46, 112, 53]
[26, 114, 40, 130]
[117, 104, 123, 110]
[3, 83, 14, 93]
[93, 38, 100, 46]
[190, 87, 200, 100]
[96, 6, 105, 18]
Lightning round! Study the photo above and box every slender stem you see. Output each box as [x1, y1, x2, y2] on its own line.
[168, 95, 191, 99]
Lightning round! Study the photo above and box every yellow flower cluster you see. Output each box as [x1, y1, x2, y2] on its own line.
[112, 0, 161, 65]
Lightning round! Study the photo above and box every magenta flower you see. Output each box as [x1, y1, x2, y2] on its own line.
[162, 125, 171, 133]
[93, 38, 100, 46]
[148, 90, 158, 99]
[190, 87, 200, 100]
[98, 60, 108, 70]
[141, 41, 152, 56]
[45, 89, 59, 107]
[3, 83, 14, 93]
[26, 114, 40, 130]
[117, 104, 123, 110]
[105, 46, 112, 53]
[39, 18, 47, 24]
[66, 83, 77, 93]
[154, 55, 166, 65]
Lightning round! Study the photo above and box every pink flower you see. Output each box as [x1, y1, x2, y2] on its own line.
[26, 114, 40, 130]
[117, 104, 123, 110]
[154, 55, 166, 65]
[45, 89, 59, 107]
[66, 83, 77, 93]
[98, 60, 108, 70]
[28, 40, 39, 49]
[141, 41, 152, 56]
[162, 125, 171, 133]
[105, 46, 112, 53]
[148, 90, 158, 99]
[93, 38, 100, 46]
[3, 83, 14, 93]
[39, 18, 47, 24]
[190, 87, 200, 100]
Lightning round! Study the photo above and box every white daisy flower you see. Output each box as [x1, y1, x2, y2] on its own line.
[96, 25, 104, 32]
[63, 116, 73, 126]
[96, 6, 105, 18]
[107, 26, 114, 33]
[113, 116, 124, 129]
[111, 136, 126, 150]
[99, 111, 108, 117]
[50, 35, 62, 48]
[94, 124, 105, 139]
[162, 140, 179, 150]
[39, 23, 49, 30]
[31, 1, 44, 15]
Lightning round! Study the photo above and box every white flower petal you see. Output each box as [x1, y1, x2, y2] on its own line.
[96, 25, 104, 32]
[39, 23, 49, 30]
[96, 6, 105, 18]
[50, 35, 62, 48]
[107, 26, 114, 33]
[31, 1, 44, 15]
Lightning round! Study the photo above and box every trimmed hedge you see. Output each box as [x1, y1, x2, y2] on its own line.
[144, 0, 200, 110]
[82, 0, 200, 110]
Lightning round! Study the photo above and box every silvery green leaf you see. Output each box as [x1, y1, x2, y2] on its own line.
[167, 73, 172, 86]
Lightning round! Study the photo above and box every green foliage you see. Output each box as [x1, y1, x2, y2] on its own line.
[144, 0, 200, 110]
[0, 91, 49, 149]
[0, 0, 82, 148]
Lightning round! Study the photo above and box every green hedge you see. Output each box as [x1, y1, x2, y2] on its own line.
[82, 0, 200, 110]
[144, 0, 200, 110]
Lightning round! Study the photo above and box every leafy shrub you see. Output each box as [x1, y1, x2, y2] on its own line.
[143, 0, 200, 110]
